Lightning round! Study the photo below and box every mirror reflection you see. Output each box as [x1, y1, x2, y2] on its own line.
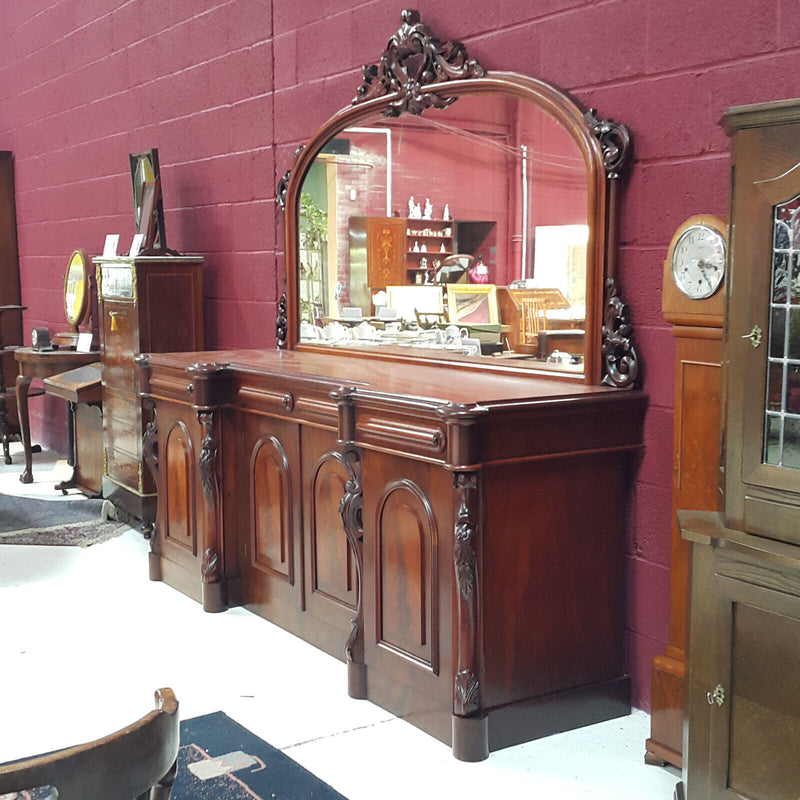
[297, 93, 590, 374]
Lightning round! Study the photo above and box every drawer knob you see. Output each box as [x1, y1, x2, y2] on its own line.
[706, 684, 725, 707]
[187, 383, 194, 396]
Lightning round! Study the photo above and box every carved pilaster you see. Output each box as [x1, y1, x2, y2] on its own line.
[337, 443, 366, 698]
[353, 9, 485, 117]
[451, 470, 488, 760]
[197, 409, 225, 612]
[601, 277, 639, 389]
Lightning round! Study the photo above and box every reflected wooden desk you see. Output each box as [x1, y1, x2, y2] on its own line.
[14, 347, 99, 484]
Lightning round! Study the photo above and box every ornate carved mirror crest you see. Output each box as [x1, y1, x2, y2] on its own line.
[278, 9, 638, 388]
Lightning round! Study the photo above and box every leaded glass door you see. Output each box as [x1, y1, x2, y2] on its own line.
[721, 103, 800, 546]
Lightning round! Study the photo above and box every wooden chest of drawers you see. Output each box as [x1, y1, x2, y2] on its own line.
[95, 255, 203, 528]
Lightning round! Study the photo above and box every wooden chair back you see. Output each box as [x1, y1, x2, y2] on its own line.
[0, 688, 179, 800]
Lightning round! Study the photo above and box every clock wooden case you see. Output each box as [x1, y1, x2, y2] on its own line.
[139, 10, 645, 761]
[646, 215, 726, 769]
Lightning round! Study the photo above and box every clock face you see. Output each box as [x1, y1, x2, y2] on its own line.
[671, 223, 726, 299]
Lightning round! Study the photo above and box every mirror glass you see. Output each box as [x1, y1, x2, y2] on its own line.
[295, 93, 590, 375]
[64, 249, 88, 327]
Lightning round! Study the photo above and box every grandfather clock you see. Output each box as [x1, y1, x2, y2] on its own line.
[645, 215, 727, 767]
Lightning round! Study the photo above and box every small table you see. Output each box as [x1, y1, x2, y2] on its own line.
[14, 347, 100, 484]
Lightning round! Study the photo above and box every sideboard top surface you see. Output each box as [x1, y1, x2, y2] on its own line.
[144, 348, 644, 408]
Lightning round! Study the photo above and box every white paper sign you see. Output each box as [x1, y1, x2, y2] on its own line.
[103, 234, 120, 257]
[76, 332, 93, 353]
[129, 233, 145, 257]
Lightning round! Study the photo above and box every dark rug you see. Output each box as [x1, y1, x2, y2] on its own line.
[0, 492, 124, 546]
[174, 712, 348, 800]
[0, 713, 348, 800]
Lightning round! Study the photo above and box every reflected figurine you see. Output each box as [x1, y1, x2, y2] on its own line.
[423, 198, 433, 219]
[443, 204, 450, 221]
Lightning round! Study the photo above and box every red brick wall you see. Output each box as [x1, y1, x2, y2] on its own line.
[3, 0, 800, 710]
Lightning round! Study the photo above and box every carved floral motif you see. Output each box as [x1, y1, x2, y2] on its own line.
[354, 9, 485, 116]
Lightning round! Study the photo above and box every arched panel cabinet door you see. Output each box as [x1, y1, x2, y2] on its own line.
[308, 451, 357, 610]
[248, 435, 294, 583]
[374, 478, 439, 674]
[163, 420, 196, 552]
[237, 412, 302, 630]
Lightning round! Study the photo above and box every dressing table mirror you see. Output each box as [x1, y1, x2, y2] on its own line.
[139, 10, 646, 761]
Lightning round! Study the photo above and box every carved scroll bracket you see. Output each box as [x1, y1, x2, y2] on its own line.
[354, 9, 485, 116]
[338, 443, 366, 698]
[585, 109, 631, 180]
[141, 396, 159, 481]
[601, 277, 639, 389]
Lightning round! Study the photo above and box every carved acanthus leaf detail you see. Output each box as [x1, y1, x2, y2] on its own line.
[354, 9, 485, 116]
[454, 503, 476, 602]
[202, 547, 220, 584]
[198, 411, 218, 504]
[454, 669, 480, 715]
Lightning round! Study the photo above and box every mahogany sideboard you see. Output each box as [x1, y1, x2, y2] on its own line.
[139, 348, 645, 760]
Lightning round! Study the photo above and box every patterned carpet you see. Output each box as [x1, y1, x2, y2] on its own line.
[174, 712, 348, 800]
[0, 492, 124, 546]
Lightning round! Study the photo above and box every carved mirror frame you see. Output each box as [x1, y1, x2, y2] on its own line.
[278, 10, 637, 388]
[63, 248, 90, 331]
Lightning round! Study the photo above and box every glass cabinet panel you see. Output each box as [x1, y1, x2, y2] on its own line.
[764, 195, 800, 468]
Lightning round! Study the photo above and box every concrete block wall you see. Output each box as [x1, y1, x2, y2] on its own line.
[2, 0, 800, 710]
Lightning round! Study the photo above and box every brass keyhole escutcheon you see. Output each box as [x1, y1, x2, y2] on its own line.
[707, 684, 725, 707]
[742, 325, 762, 348]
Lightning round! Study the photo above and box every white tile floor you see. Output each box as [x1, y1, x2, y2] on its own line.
[0, 443, 680, 799]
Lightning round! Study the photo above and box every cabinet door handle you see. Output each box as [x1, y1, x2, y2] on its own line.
[707, 684, 725, 706]
[741, 325, 762, 348]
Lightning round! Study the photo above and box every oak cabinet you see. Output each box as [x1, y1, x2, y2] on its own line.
[682, 513, 800, 800]
[681, 99, 800, 797]
[96, 255, 203, 526]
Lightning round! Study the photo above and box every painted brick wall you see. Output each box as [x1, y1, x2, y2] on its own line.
[2, 0, 800, 712]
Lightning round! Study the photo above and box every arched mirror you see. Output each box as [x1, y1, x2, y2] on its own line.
[64, 248, 90, 330]
[280, 10, 637, 387]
